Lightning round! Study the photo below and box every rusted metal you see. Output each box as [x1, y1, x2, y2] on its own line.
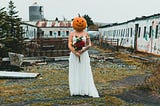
[24, 38, 69, 57]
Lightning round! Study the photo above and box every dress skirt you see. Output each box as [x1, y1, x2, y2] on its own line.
[69, 50, 99, 97]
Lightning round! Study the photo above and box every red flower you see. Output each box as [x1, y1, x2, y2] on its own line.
[72, 36, 85, 62]
[74, 40, 85, 50]
[72, 36, 85, 51]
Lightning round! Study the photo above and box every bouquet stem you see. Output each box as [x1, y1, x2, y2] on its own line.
[79, 56, 80, 62]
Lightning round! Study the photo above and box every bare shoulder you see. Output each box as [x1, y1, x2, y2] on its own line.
[69, 31, 74, 35]
[84, 31, 90, 39]
[69, 31, 75, 38]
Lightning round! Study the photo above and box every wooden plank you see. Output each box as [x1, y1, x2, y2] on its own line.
[129, 55, 149, 61]
[0, 71, 40, 78]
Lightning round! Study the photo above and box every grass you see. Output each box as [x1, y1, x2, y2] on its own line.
[0, 45, 158, 106]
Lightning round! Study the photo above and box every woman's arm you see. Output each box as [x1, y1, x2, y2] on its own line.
[80, 33, 91, 53]
[68, 32, 80, 56]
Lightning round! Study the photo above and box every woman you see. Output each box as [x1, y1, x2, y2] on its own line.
[68, 16, 99, 97]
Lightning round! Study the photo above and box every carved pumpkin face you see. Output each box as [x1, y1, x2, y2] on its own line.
[72, 17, 87, 32]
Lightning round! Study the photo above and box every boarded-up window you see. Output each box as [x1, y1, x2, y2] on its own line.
[123, 29, 125, 37]
[130, 28, 132, 37]
[121, 29, 123, 37]
[119, 30, 120, 36]
[125, 29, 127, 37]
[128, 28, 130, 37]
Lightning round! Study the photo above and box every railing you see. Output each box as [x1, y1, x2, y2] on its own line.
[93, 38, 119, 51]
[106, 38, 119, 47]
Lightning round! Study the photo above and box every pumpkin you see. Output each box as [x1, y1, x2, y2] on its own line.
[72, 17, 87, 32]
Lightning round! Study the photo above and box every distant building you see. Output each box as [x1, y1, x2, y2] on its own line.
[22, 20, 73, 39]
[23, 2, 73, 40]
[21, 22, 38, 40]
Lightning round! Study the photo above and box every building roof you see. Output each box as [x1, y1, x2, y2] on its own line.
[24, 20, 72, 28]
[100, 13, 160, 28]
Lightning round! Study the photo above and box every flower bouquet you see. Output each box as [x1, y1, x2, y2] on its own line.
[72, 36, 85, 62]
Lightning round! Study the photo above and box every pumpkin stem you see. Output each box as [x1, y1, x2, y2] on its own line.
[78, 13, 81, 17]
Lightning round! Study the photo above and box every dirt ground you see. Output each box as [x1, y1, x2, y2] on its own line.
[0, 46, 160, 106]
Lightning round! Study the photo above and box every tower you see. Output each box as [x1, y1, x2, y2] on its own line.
[29, 2, 44, 21]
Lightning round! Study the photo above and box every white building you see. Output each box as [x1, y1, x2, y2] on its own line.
[99, 13, 160, 56]
[21, 20, 73, 40]
[21, 22, 38, 40]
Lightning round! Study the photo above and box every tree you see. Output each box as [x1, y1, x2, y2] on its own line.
[0, 0, 24, 57]
[7, 0, 23, 38]
[0, 7, 8, 39]
[55, 17, 59, 21]
[83, 14, 94, 27]
[0, 7, 9, 57]
[83, 14, 99, 31]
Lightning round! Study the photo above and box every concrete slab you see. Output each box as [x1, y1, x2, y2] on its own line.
[54, 56, 69, 61]
[8, 52, 24, 66]
[0, 71, 40, 78]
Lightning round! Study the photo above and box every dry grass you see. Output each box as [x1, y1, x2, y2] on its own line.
[145, 62, 160, 94]
[0, 45, 158, 105]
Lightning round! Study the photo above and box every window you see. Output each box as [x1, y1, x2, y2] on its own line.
[130, 28, 132, 37]
[58, 31, 61, 36]
[113, 30, 116, 38]
[115, 30, 117, 36]
[155, 25, 158, 39]
[123, 29, 125, 37]
[143, 26, 146, 38]
[121, 29, 123, 37]
[66, 31, 69, 36]
[128, 28, 130, 37]
[42, 31, 44, 36]
[149, 26, 152, 38]
[138, 27, 141, 37]
[125, 29, 127, 37]
[49, 31, 52, 36]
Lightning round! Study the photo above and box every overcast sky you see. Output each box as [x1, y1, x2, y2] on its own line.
[1, 0, 160, 23]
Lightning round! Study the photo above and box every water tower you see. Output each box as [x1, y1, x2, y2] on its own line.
[29, 2, 44, 21]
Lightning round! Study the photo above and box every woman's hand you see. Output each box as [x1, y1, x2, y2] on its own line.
[78, 49, 84, 54]
[74, 51, 80, 57]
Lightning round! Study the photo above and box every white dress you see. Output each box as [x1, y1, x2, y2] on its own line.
[69, 35, 99, 97]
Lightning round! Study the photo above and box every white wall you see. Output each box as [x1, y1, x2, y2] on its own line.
[21, 24, 38, 39]
[99, 16, 160, 55]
